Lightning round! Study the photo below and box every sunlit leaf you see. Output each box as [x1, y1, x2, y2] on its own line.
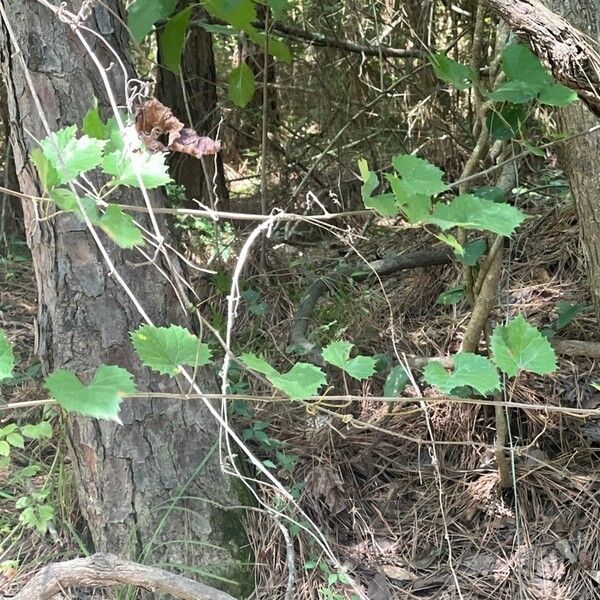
[0, 330, 15, 381]
[127, 0, 178, 42]
[228, 63, 256, 107]
[429, 194, 527, 236]
[538, 83, 578, 107]
[430, 53, 474, 90]
[99, 205, 144, 249]
[82, 99, 107, 139]
[490, 315, 557, 377]
[392, 154, 449, 196]
[103, 147, 172, 189]
[45, 365, 137, 423]
[358, 159, 397, 216]
[39, 126, 106, 184]
[131, 325, 212, 376]
[159, 7, 193, 73]
[424, 353, 500, 396]
[384, 365, 410, 397]
[322, 340, 376, 380]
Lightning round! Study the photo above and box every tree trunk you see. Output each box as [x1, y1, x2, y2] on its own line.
[156, 5, 229, 208]
[543, 0, 600, 321]
[0, 1, 250, 595]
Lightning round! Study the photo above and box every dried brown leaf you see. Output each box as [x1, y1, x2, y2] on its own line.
[135, 98, 221, 159]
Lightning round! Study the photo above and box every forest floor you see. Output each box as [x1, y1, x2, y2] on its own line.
[2, 168, 600, 600]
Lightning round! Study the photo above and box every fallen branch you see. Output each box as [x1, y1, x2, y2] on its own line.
[290, 247, 453, 361]
[10, 553, 238, 600]
[483, 0, 600, 117]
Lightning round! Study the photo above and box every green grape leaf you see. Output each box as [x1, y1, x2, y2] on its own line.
[0, 330, 15, 381]
[159, 7, 193, 73]
[49, 189, 101, 224]
[392, 154, 449, 196]
[0, 440, 9, 457]
[202, 0, 256, 30]
[538, 83, 578, 107]
[383, 365, 410, 397]
[131, 325, 212, 376]
[240, 353, 279, 379]
[265, 0, 290, 18]
[39, 126, 106, 183]
[322, 340, 376, 380]
[6, 432, 24, 448]
[424, 353, 500, 396]
[501, 44, 550, 89]
[249, 30, 292, 63]
[436, 285, 465, 305]
[358, 159, 397, 216]
[490, 315, 557, 377]
[127, 0, 178, 42]
[103, 147, 172, 189]
[45, 365, 136, 423]
[30, 148, 60, 192]
[99, 205, 144, 249]
[458, 238, 487, 266]
[241, 353, 326, 399]
[387, 175, 431, 223]
[472, 186, 506, 203]
[430, 53, 474, 90]
[228, 63, 256, 107]
[486, 104, 525, 141]
[21, 422, 53, 440]
[489, 80, 539, 104]
[270, 363, 327, 400]
[82, 99, 107, 139]
[429, 194, 527, 236]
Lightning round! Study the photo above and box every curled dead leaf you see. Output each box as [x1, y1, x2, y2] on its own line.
[135, 98, 221, 159]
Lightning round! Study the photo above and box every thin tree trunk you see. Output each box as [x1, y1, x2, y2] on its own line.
[543, 0, 600, 321]
[156, 6, 229, 208]
[0, 2, 250, 595]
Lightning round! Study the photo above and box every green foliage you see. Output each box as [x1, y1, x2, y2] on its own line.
[21, 421, 53, 440]
[82, 99, 107, 139]
[202, 0, 291, 63]
[424, 353, 500, 396]
[159, 7, 193, 73]
[357, 159, 396, 216]
[428, 194, 527, 237]
[127, 0, 178, 42]
[228, 63, 256, 108]
[494, 44, 577, 108]
[0, 330, 15, 381]
[429, 53, 474, 90]
[45, 365, 137, 423]
[99, 205, 144, 249]
[39, 126, 106, 184]
[490, 315, 557, 377]
[383, 365, 410, 397]
[241, 353, 326, 400]
[131, 325, 212, 376]
[15, 491, 54, 534]
[543, 301, 587, 337]
[458, 238, 487, 267]
[322, 340, 376, 380]
[486, 104, 525, 141]
[49, 189, 100, 223]
[103, 147, 172, 189]
[30, 148, 59, 192]
[392, 155, 449, 196]
[436, 285, 465, 305]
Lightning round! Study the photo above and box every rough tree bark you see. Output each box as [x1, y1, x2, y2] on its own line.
[0, 1, 249, 596]
[543, 0, 600, 321]
[156, 4, 229, 208]
[483, 0, 600, 320]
